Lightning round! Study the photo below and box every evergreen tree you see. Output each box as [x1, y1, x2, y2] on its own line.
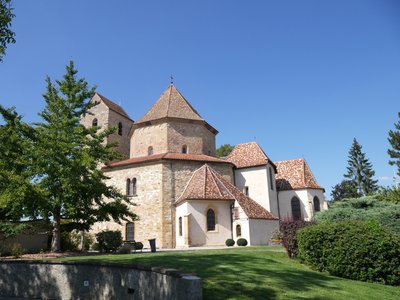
[388, 112, 400, 177]
[330, 180, 360, 201]
[344, 138, 378, 196]
[34, 61, 136, 252]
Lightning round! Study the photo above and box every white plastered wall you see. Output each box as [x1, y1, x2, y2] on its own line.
[248, 219, 280, 245]
[278, 189, 327, 221]
[234, 164, 278, 217]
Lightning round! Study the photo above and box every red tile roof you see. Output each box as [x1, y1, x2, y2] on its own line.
[275, 158, 324, 191]
[95, 92, 133, 121]
[134, 84, 218, 134]
[105, 153, 233, 169]
[177, 164, 278, 220]
[227, 142, 277, 171]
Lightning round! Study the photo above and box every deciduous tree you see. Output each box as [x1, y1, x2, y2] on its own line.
[0, 0, 16, 62]
[216, 144, 234, 158]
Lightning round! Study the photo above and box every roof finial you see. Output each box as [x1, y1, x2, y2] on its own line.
[170, 75, 174, 85]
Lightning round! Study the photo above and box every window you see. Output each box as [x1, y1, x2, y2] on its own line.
[118, 122, 123, 136]
[148, 146, 153, 156]
[313, 196, 321, 212]
[182, 145, 188, 154]
[125, 223, 134, 241]
[243, 186, 249, 196]
[207, 208, 216, 231]
[179, 217, 183, 236]
[92, 118, 98, 127]
[291, 197, 302, 221]
[132, 178, 137, 195]
[269, 167, 274, 190]
[236, 224, 242, 237]
[126, 178, 132, 196]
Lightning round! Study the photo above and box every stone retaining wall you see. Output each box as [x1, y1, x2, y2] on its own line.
[0, 260, 202, 300]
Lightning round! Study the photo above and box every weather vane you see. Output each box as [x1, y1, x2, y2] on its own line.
[170, 75, 174, 84]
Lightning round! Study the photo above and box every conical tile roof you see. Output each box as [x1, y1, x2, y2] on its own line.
[227, 142, 276, 170]
[176, 164, 278, 220]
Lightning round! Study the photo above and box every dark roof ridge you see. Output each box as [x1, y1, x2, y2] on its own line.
[94, 92, 134, 121]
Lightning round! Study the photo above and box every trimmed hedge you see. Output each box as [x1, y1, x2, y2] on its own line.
[298, 220, 400, 285]
[237, 238, 248, 246]
[280, 219, 314, 258]
[225, 239, 235, 246]
[95, 230, 123, 253]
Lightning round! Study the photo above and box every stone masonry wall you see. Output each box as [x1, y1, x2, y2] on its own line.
[130, 123, 169, 157]
[167, 122, 216, 156]
[80, 97, 109, 135]
[107, 109, 134, 159]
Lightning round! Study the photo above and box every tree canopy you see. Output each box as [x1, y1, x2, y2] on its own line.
[216, 144, 235, 158]
[0, 0, 15, 62]
[388, 112, 400, 178]
[330, 180, 360, 201]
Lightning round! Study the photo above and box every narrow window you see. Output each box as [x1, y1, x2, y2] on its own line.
[126, 223, 135, 241]
[182, 145, 188, 154]
[269, 167, 274, 190]
[243, 186, 249, 196]
[132, 178, 137, 195]
[92, 118, 98, 127]
[118, 122, 123, 136]
[291, 197, 302, 221]
[148, 146, 153, 156]
[126, 178, 132, 196]
[207, 209, 216, 231]
[179, 217, 183, 236]
[236, 224, 242, 237]
[313, 196, 321, 212]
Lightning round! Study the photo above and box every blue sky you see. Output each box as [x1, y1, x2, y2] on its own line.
[1, 0, 399, 197]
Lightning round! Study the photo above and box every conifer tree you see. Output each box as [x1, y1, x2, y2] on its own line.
[34, 61, 136, 252]
[344, 138, 378, 196]
[388, 112, 400, 177]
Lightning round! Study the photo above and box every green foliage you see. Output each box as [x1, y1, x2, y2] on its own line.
[95, 230, 123, 253]
[344, 138, 378, 196]
[0, 0, 16, 62]
[216, 144, 234, 158]
[388, 112, 400, 177]
[298, 221, 400, 285]
[271, 230, 282, 241]
[315, 196, 400, 235]
[10, 243, 25, 258]
[134, 241, 143, 250]
[225, 238, 235, 246]
[280, 219, 314, 258]
[377, 186, 400, 204]
[60, 231, 80, 252]
[117, 244, 132, 254]
[330, 180, 360, 201]
[237, 238, 248, 246]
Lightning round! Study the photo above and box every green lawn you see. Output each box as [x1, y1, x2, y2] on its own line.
[59, 246, 400, 300]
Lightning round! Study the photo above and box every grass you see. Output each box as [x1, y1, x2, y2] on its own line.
[59, 246, 400, 300]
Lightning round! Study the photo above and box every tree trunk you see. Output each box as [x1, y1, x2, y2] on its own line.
[51, 211, 61, 252]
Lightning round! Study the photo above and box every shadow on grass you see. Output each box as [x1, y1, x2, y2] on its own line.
[64, 250, 340, 299]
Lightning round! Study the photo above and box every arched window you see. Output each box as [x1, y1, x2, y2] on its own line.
[132, 178, 137, 195]
[148, 146, 153, 156]
[125, 223, 134, 241]
[236, 224, 242, 237]
[291, 197, 302, 221]
[118, 122, 123, 136]
[182, 145, 188, 154]
[207, 209, 216, 231]
[313, 196, 321, 212]
[269, 167, 274, 190]
[126, 178, 132, 196]
[179, 217, 183, 236]
[92, 118, 98, 127]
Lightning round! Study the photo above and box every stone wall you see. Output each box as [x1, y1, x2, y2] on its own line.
[107, 109, 134, 159]
[130, 123, 169, 157]
[0, 260, 202, 300]
[80, 96, 109, 134]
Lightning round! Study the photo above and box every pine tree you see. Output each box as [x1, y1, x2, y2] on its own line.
[344, 138, 378, 196]
[34, 61, 136, 252]
[388, 112, 400, 177]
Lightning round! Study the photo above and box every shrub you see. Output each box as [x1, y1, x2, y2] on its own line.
[377, 186, 400, 204]
[60, 231, 80, 251]
[271, 230, 282, 241]
[298, 220, 400, 285]
[95, 230, 123, 253]
[280, 219, 314, 258]
[134, 242, 143, 251]
[225, 238, 235, 246]
[118, 244, 132, 254]
[10, 243, 25, 258]
[237, 238, 248, 246]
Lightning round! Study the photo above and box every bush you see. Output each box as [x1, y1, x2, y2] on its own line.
[60, 231, 79, 251]
[237, 238, 248, 246]
[298, 220, 400, 285]
[118, 244, 132, 254]
[280, 219, 314, 258]
[134, 242, 143, 251]
[225, 238, 235, 246]
[377, 186, 400, 204]
[95, 230, 123, 253]
[10, 243, 25, 258]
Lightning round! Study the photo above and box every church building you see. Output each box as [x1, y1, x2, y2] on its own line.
[81, 84, 327, 248]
